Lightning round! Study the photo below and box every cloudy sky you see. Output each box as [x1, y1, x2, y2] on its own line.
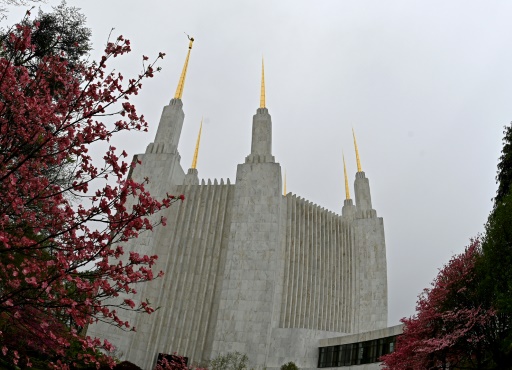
[6, 0, 511, 325]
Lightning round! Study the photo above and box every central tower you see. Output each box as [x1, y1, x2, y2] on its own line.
[211, 60, 284, 367]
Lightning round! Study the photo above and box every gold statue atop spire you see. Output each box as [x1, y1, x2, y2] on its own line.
[352, 128, 362, 172]
[343, 152, 350, 200]
[260, 58, 266, 108]
[283, 171, 287, 196]
[174, 35, 194, 100]
[191, 117, 202, 169]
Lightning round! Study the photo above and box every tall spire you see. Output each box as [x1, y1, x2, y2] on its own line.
[191, 117, 202, 169]
[174, 36, 194, 100]
[260, 58, 266, 108]
[247, 57, 274, 164]
[343, 152, 350, 200]
[352, 128, 362, 172]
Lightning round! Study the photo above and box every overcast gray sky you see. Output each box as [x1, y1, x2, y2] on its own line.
[6, 0, 510, 325]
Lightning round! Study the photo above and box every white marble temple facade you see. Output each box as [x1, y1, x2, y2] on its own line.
[87, 97, 389, 370]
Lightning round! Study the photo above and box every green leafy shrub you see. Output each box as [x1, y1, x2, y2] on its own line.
[280, 361, 299, 370]
[209, 352, 249, 370]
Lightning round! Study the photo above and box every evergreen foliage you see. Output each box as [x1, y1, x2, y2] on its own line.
[477, 121, 512, 368]
[495, 123, 512, 205]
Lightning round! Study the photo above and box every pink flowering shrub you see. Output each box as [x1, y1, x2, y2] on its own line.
[381, 240, 496, 369]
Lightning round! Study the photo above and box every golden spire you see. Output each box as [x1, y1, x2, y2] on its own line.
[260, 58, 266, 108]
[343, 152, 350, 200]
[283, 171, 287, 196]
[191, 117, 202, 169]
[352, 128, 362, 172]
[174, 35, 194, 99]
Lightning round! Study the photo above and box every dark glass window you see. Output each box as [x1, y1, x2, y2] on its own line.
[318, 335, 398, 368]
[318, 347, 327, 368]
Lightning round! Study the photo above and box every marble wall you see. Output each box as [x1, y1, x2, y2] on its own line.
[87, 100, 389, 370]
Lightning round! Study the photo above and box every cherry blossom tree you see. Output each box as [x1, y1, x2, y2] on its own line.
[381, 240, 497, 370]
[0, 11, 180, 369]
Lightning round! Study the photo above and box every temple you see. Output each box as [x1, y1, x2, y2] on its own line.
[88, 40, 391, 370]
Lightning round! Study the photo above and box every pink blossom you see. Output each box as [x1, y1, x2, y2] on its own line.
[0, 13, 180, 368]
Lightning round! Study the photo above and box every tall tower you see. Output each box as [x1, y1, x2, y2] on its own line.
[352, 128, 375, 218]
[86, 38, 198, 366]
[211, 60, 283, 368]
[141, 37, 195, 193]
[351, 130, 388, 332]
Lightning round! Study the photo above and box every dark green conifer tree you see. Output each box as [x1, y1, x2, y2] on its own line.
[479, 122, 512, 369]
